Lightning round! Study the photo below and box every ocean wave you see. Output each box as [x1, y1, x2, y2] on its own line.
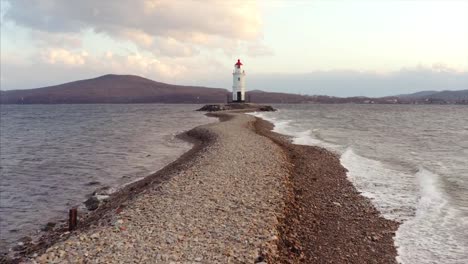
[396, 168, 468, 263]
[253, 107, 468, 263]
[340, 148, 417, 222]
[251, 112, 340, 151]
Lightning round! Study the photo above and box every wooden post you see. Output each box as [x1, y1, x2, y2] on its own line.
[69, 208, 78, 231]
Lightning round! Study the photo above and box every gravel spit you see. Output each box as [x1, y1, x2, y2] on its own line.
[31, 113, 290, 263]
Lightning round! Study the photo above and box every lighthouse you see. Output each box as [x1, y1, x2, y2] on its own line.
[232, 59, 246, 102]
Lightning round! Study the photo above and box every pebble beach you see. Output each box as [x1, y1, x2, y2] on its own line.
[6, 106, 399, 263]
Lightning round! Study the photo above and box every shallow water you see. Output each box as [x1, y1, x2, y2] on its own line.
[254, 104, 468, 264]
[0, 104, 214, 250]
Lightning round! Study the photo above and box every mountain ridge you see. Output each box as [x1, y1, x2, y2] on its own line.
[1, 74, 467, 104]
[0, 74, 229, 104]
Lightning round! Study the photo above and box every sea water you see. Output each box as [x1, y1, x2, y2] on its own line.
[0, 104, 214, 250]
[254, 104, 468, 264]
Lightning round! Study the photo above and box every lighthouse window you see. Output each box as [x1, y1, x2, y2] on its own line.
[238, 77, 240, 81]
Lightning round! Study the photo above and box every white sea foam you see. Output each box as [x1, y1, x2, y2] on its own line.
[340, 148, 417, 222]
[396, 168, 468, 263]
[251, 112, 340, 150]
[341, 148, 468, 263]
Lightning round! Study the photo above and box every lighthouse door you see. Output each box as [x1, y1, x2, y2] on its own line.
[237, 92, 242, 102]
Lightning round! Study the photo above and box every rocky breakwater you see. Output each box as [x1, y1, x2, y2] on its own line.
[23, 113, 289, 263]
[197, 103, 276, 112]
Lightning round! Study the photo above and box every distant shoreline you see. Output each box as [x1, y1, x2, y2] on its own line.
[4, 105, 398, 263]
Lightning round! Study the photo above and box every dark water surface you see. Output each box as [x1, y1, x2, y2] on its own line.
[0, 104, 214, 249]
[254, 104, 468, 264]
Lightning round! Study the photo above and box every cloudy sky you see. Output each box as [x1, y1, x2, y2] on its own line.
[1, 0, 467, 96]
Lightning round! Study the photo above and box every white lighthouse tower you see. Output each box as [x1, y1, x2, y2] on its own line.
[232, 59, 246, 102]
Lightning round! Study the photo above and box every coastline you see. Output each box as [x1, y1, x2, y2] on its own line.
[254, 117, 400, 263]
[4, 108, 399, 263]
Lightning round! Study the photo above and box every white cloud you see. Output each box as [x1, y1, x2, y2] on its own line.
[1, 0, 274, 90]
[1, 46, 229, 89]
[247, 42, 274, 57]
[155, 37, 198, 57]
[118, 29, 154, 48]
[4, 0, 266, 57]
[41, 49, 89, 66]
[31, 31, 83, 49]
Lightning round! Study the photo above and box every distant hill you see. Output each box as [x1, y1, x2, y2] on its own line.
[397, 90, 439, 98]
[0, 75, 229, 104]
[396, 90, 468, 103]
[246, 91, 314, 103]
[0, 74, 356, 104]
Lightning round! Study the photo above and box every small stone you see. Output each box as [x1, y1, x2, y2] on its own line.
[37, 254, 48, 263]
[41, 222, 56, 231]
[166, 237, 174, 244]
[268, 235, 278, 241]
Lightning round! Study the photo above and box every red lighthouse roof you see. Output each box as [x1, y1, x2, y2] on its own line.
[235, 59, 243, 68]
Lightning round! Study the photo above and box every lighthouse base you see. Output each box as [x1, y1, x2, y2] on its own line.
[229, 93, 248, 103]
[235, 92, 244, 103]
[197, 103, 276, 112]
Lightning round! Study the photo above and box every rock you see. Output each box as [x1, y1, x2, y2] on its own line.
[254, 255, 266, 263]
[84, 196, 100, 210]
[258, 105, 276, 112]
[85, 181, 101, 186]
[93, 186, 112, 196]
[19, 236, 32, 243]
[166, 236, 174, 244]
[41, 222, 56, 231]
[197, 104, 226, 112]
[197, 103, 276, 112]
[85, 194, 110, 210]
[37, 254, 48, 263]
